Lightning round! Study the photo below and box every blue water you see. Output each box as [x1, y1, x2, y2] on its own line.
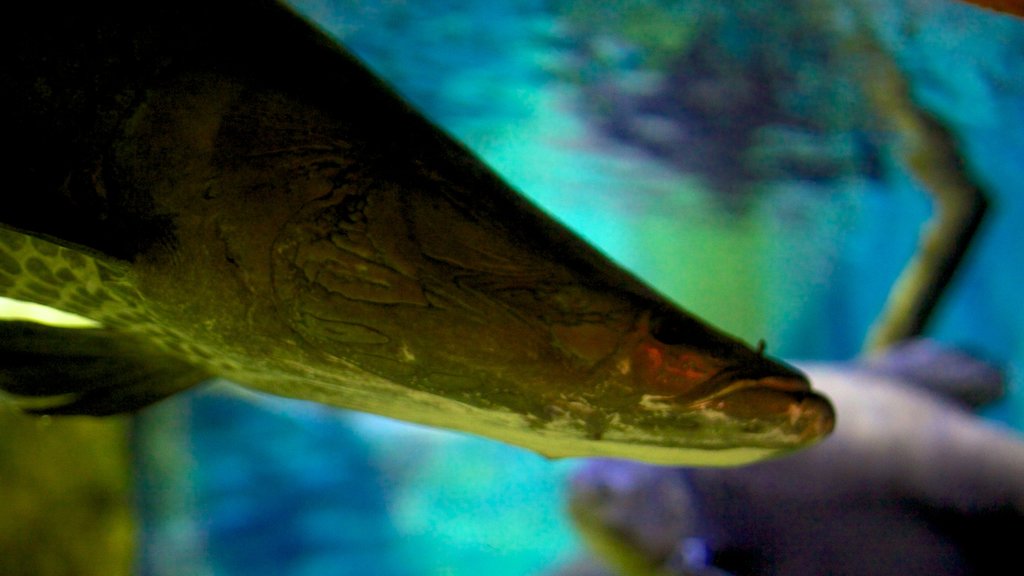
[137, 2, 1024, 575]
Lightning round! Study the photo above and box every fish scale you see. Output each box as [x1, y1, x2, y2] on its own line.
[0, 229, 131, 323]
[0, 228, 239, 376]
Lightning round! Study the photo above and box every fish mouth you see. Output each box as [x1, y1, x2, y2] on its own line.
[684, 357, 812, 405]
[694, 372, 835, 442]
[673, 364, 835, 444]
[699, 373, 811, 402]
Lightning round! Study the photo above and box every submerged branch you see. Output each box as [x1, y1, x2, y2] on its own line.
[835, 1, 991, 354]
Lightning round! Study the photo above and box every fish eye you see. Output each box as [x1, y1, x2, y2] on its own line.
[648, 308, 712, 347]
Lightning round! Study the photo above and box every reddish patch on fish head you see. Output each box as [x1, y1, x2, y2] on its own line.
[626, 308, 815, 404]
[631, 337, 730, 396]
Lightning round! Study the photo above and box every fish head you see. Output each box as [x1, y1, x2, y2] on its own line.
[552, 305, 835, 465]
[259, 178, 834, 466]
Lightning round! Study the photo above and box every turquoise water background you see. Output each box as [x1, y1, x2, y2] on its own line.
[136, 2, 1024, 575]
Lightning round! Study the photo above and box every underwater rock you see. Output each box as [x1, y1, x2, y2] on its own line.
[565, 342, 1023, 575]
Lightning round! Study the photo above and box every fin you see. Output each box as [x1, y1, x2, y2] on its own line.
[864, 339, 1006, 409]
[0, 320, 209, 415]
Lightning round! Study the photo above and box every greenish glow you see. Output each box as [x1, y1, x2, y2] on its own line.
[0, 296, 101, 328]
[0, 402, 135, 576]
[632, 206, 766, 340]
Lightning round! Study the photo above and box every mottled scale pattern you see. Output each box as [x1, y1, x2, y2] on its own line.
[0, 227, 142, 325]
[0, 227, 234, 375]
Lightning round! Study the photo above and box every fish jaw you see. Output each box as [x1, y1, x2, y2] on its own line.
[533, 385, 835, 466]
[562, 312, 837, 465]
[497, 340, 835, 465]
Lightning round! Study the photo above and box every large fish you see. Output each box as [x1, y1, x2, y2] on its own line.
[563, 341, 1023, 575]
[0, 1, 833, 465]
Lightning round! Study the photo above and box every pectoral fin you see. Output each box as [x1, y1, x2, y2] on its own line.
[0, 320, 209, 415]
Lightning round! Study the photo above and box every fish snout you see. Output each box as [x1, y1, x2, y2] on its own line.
[757, 374, 835, 437]
[791, 389, 836, 441]
[709, 375, 836, 443]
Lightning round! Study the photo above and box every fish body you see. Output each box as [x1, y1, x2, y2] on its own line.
[566, 342, 1023, 574]
[0, 1, 832, 465]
